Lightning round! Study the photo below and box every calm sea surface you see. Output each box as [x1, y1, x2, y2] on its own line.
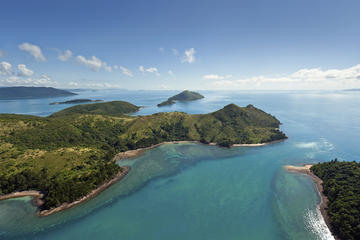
[0, 90, 359, 240]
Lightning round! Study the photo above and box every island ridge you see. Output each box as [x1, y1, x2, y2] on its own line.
[0, 86, 76, 100]
[0, 101, 286, 215]
[157, 90, 204, 107]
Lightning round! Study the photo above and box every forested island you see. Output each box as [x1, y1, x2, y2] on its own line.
[50, 99, 103, 105]
[311, 160, 360, 240]
[0, 87, 76, 100]
[286, 160, 360, 240]
[50, 100, 140, 117]
[157, 90, 204, 107]
[0, 101, 286, 215]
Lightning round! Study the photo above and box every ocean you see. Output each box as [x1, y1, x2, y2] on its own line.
[0, 89, 359, 240]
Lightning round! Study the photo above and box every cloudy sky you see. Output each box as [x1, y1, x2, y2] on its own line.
[1, 0, 360, 90]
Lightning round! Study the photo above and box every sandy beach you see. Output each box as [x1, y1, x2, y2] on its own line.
[233, 139, 285, 147]
[0, 190, 44, 203]
[284, 164, 313, 174]
[284, 164, 338, 239]
[115, 139, 285, 161]
[114, 141, 190, 160]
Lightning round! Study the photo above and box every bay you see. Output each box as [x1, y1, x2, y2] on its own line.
[0, 90, 359, 240]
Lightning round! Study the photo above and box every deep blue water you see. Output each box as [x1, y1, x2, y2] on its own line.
[0, 90, 359, 240]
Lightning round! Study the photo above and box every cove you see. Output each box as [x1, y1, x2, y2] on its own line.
[1, 141, 331, 240]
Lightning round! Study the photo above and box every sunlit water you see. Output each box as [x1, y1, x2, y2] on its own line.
[1, 90, 359, 240]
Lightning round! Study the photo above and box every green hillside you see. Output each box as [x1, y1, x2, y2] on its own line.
[311, 160, 360, 240]
[0, 101, 286, 211]
[50, 100, 140, 117]
[158, 90, 204, 107]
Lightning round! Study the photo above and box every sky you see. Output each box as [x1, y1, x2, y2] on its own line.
[0, 0, 360, 90]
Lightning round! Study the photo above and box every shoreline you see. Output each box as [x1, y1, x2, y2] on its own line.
[115, 139, 286, 161]
[232, 139, 285, 147]
[0, 191, 44, 206]
[0, 139, 284, 217]
[0, 166, 130, 217]
[284, 164, 338, 240]
[38, 166, 130, 217]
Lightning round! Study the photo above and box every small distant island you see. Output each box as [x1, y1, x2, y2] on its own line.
[343, 88, 360, 92]
[285, 160, 360, 240]
[50, 99, 103, 105]
[157, 90, 204, 107]
[0, 87, 77, 100]
[0, 101, 286, 216]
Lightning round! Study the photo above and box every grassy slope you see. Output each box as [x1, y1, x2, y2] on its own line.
[311, 161, 360, 240]
[0, 101, 286, 210]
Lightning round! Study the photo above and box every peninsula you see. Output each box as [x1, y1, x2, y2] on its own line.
[0, 87, 76, 100]
[0, 101, 286, 216]
[285, 160, 360, 240]
[157, 90, 204, 107]
[50, 99, 103, 105]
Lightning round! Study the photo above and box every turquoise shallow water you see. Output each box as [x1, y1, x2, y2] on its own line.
[0, 90, 359, 240]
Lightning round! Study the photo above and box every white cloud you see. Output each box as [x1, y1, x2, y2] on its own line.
[68, 81, 79, 87]
[203, 74, 232, 80]
[1, 62, 34, 77]
[146, 67, 158, 73]
[113, 65, 118, 69]
[17, 64, 34, 77]
[120, 66, 133, 77]
[146, 67, 160, 76]
[0, 49, 6, 58]
[209, 64, 360, 90]
[18, 42, 46, 61]
[139, 65, 145, 73]
[76, 55, 114, 72]
[168, 70, 174, 76]
[103, 62, 112, 72]
[65, 80, 122, 89]
[182, 48, 196, 63]
[159, 47, 164, 53]
[86, 82, 122, 89]
[34, 74, 57, 85]
[0, 75, 58, 87]
[139, 66, 159, 75]
[57, 49, 72, 61]
[172, 48, 179, 56]
[0, 76, 30, 85]
[0, 61, 12, 75]
[76, 55, 103, 71]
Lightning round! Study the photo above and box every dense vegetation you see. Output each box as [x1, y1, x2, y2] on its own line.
[50, 100, 140, 117]
[0, 87, 76, 100]
[50, 99, 103, 105]
[0, 101, 285, 211]
[157, 99, 175, 107]
[157, 90, 204, 106]
[311, 160, 360, 240]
